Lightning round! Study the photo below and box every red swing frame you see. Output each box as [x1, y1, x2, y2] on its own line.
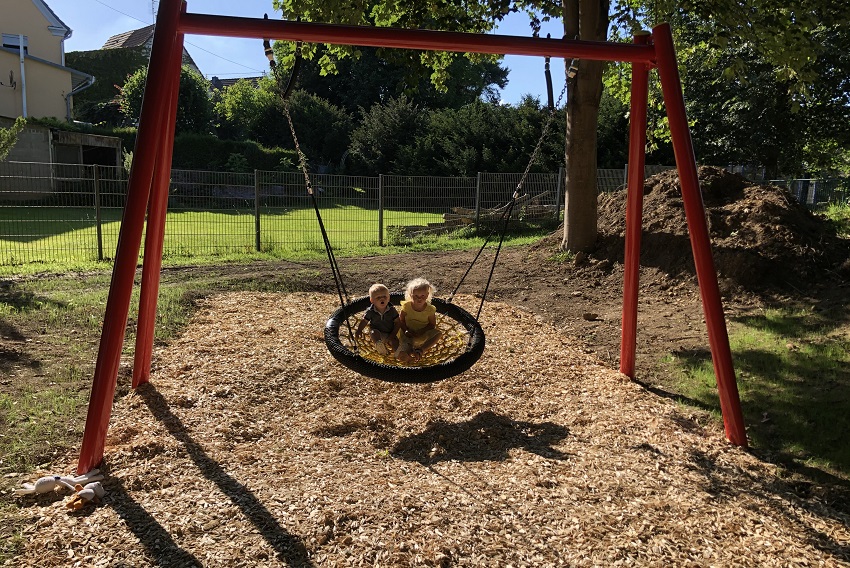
[76, 0, 747, 474]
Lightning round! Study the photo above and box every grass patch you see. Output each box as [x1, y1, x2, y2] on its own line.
[0, 266, 322, 478]
[823, 201, 850, 237]
[667, 306, 850, 478]
[0, 205, 554, 276]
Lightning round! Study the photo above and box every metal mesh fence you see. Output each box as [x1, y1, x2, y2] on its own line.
[478, 171, 562, 227]
[768, 178, 850, 210]
[0, 164, 569, 266]
[381, 174, 477, 243]
[11, 162, 840, 268]
[257, 171, 380, 253]
[0, 162, 126, 264]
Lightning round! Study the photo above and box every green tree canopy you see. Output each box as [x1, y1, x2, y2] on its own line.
[414, 97, 565, 176]
[272, 0, 596, 250]
[119, 65, 214, 134]
[0, 117, 26, 161]
[213, 76, 280, 140]
[66, 49, 150, 125]
[347, 95, 425, 174]
[286, 45, 509, 114]
[608, 1, 850, 177]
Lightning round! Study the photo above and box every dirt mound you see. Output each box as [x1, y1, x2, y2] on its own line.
[593, 166, 850, 296]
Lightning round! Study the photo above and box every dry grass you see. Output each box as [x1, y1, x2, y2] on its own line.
[9, 292, 850, 567]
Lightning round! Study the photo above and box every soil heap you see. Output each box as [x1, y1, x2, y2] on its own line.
[594, 166, 850, 297]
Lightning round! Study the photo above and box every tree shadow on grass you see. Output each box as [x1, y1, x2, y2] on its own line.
[391, 410, 571, 465]
[137, 383, 313, 567]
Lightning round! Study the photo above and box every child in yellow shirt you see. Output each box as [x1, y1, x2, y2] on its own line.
[396, 278, 442, 363]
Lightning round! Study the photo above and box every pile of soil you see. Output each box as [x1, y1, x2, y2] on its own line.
[594, 166, 850, 297]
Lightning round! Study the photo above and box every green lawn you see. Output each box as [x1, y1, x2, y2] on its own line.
[0, 205, 445, 271]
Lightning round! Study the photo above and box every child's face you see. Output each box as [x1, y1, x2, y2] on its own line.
[371, 290, 390, 311]
[409, 288, 429, 310]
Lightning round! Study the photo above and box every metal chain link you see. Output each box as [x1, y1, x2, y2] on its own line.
[281, 99, 314, 196]
[513, 80, 568, 198]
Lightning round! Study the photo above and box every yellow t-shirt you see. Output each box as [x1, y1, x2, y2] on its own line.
[400, 300, 436, 332]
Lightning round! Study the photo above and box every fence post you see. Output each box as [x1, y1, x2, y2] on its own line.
[554, 166, 564, 221]
[94, 165, 103, 261]
[378, 174, 384, 246]
[474, 172, 482, 229]
[254, 169, 261, 252]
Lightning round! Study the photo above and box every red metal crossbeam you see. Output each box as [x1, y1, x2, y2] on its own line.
[178, 13, 655, 63]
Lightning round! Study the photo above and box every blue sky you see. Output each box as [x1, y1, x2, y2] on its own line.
[44, 0, 566, 106]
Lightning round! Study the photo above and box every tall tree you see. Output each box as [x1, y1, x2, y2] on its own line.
[348, 96, 425, 174]
[213, 76, 280, 140]
[610, 2, 849, 177]
[290, 45, 509, 113]
[274, 1, 837, 251]
[274, 0, 604, 250]
[119, 65, 214, 134]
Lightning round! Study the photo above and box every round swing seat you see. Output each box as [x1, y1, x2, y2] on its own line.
[325, 293, 485, 383]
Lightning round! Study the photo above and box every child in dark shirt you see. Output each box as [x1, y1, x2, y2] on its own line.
[356, 283, 400, 355]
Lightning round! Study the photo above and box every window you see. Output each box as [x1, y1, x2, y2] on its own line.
[2, 34, 28, 53]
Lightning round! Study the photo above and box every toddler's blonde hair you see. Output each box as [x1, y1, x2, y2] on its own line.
[404, 277, 435, 302]
[369, 283, 389, 299]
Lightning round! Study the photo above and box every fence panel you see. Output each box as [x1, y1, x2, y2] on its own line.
[769, 178, 850, 210]
[11, 162, 840, 268]
[597, 169, 624, 192]
[0, 161, 127, 264]
[164, 169, 256, 258]
[382, 175, 477, 241]
[479, 172, 561, 225]
[257, 171, 379, 253]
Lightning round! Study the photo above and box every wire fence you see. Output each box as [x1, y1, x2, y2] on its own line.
[0, 163, 564, 266]
[2, 161, 846, 267]
[768, 178, 850, 209]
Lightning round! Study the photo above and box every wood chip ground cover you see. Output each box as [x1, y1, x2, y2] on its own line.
[8, 292, 850, 567]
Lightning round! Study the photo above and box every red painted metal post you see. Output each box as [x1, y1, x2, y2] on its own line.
[652, 23, 747, 447]
[619, 32, 652, 379]
[77, 0, 186, 474]
[132, 10, 185, 389]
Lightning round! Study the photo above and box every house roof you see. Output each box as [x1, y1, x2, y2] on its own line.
[101, 25, 201, 74]
[211, 76, 263, 90]
[34, 0, 72, 39]
[102, 25, 155, 50]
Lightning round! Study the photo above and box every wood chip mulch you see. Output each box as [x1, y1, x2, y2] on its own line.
[10, 292, 850, 567]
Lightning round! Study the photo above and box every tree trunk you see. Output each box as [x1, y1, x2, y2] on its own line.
[561, 0, 610, 252]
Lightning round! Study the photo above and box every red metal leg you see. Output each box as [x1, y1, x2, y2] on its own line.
[133, 13, 185, 389]
[652, 23, 747, 447]
[619, 32, 651, 379]
[77, 0, 186, 474]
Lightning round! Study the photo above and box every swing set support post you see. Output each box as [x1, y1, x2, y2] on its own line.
[76, 3, 747, 474]
[77, 0, 185, 474]
[652, 23, 747, 447]
[132, 4, 186, 390]
[620, 32, 651, 379]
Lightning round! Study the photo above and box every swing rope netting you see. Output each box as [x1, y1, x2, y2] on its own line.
[266, 28, 568, 380]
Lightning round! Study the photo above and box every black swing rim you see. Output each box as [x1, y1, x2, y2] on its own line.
[325, 293, 485, 384]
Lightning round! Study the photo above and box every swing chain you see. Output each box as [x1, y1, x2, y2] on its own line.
[281, 100, 314, 197]
[514, 80, 568, 198]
